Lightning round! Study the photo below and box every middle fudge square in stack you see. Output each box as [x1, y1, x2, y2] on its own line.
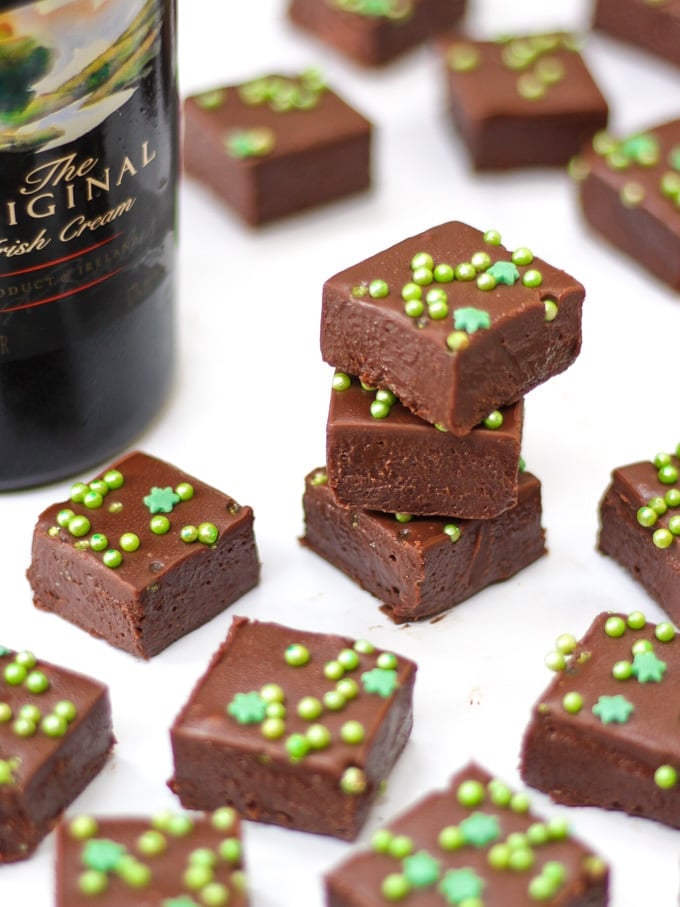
[304, 221, 585, 621]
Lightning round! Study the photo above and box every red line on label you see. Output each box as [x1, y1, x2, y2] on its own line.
[0, 233, 121, 278]
[1, 268, 122, 314]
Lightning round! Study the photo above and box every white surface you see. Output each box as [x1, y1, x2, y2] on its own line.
[2, 0, 680, 903]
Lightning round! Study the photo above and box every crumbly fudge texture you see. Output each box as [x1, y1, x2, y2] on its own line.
[27, 450, 260, 658]
[574, 118, 680, 290]
[320, 221, 584, 435]
[598, 443, 680, 623]
[440, 32, 608, 170]
[55, 807, 247, 906]
[183, 71, 371, 226]
[326, 762, 609, 907]
[327, 373, 524, 518]
[593, 0, 680, 67]
[288, 0, 466, 67]
[0, 647, 113, 862]
[169, 617, 417, 841]
[521, 611, 680, 828]
[301, 467, 546, 623]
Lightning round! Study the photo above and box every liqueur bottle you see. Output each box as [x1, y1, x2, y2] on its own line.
[0, 0, 178, 490]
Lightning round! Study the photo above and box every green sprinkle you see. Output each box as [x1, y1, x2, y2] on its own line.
[654, 765, 678, 789]
[332, 371, 351, 391]
[522, 269, 543, 288]
[103, 549, 122, 569]
[198, 522, 219, 544]
[150, 515, 171, 535]
[369, 279, 389, 298]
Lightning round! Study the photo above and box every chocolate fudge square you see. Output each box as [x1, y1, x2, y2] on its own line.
[169, 617, 416, 841]
[301, 467, 546, 623]
[521, 611, 680, 829]
[574, 118, 680, 290]
[439, 32, 608, 170]
[183, 71, 371, 226]
[594, 0, 680, 68]
[288, 0, 466, 67]
[0, 647, 113, 862]
[55, 807, 247, 906]
[320, 222, 584, 436]
[325, 762, 609, 907]
[327, 373, 524, 518]
[598, 443, 680, 623]
[27, 451, 260, 659]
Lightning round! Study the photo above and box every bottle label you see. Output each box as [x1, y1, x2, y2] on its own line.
[0, 0, 177, 361]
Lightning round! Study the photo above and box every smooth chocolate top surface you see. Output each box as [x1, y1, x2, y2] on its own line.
[171, 617, 416, 774]
[55, 810, 246, 907]
[31, 451, 253, 593]
[184, 73, 371, 160]
[322, 220, 584, 354]
[326, 762, 607, 903]
[610, 451, 680, 545]
[441, 32, 609, 117]
[329, 375, 523, 440]
[579, 118, 680, 238]
[0, 647, 109, 791]
[528, 611, 680, 764]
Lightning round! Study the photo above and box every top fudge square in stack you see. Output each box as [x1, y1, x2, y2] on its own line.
[320, 221, 585, 436]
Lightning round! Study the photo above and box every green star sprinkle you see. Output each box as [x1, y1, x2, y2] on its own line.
[361, 667, 398, 697]
[143, 486, 180, 514]
[592, 694, 634, 725]
[403, 850, 441, 887]
[486, 261, 520, 286]
[631, 650, 667, 683]
[227, 691, 268, 724]
[453, 307, 491, 333]
[82, 839, 127, 872]
[439, 867, 484, 904]
[460, 811, 501, 847]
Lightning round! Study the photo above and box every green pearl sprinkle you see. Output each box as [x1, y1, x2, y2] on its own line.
[522, 269, 543, 287]
[150, 515, 170, 535]
[70, 482, 88, 503]
[189, 847, 217, 867]
[261, 717, 285, 739]
[612, 660, 633, 680]
[285, 643, 310, 667]
[286, 733, 309, 761]
[332, 371, 351, 391]
[198, 522, 219, 544]
[443, 523, 461, 542]
[377, 652, 397, 670]
[337, 678, 359, 699]
[470, 251, 491, 271]
[637, 505, 657, 527]
[510, 792, 531, 813]
[604, 615, 626, 637]
[78, 870, 108, 895]
[137, 829, 167, 855]
[120, 532, 140, 552]
[476, 272, 496, 291]
[306, 723, 331, 750]
[90, 533, 108, 551]
[181, 525, 199, 543]
[323, 690, 346, 711]
[401, 282, 422, 301]
[15, 651, 36, 669]
[446, 331, 470, 352]
[655, 765, 678, 789]
[632, 638, 653, 655]
[454, 262, 476, 281]
[412, 266, 433, 286]
[555, 633, 577, 655]
[69, 815, 98, 840]
[562, 692, 583, 714]
[370, 400, 390, 419]
[545, 650, 566, 671]
[54, 700, 77, 721]
[653, 528, 673, 549]
[372, 828, 393, 853]
[41, 714, 68, 737]
[25, 670, 49, 694]
[483, 410, 503, 430]
[659, 464, 679, 485]
[57, 508, 75, 528]
[201, 883, 230, 906]
[13, 717, 36, 737]
[297, 696, 323, 721]
[337, 648, 360, 671]
[369, 279, 389, 299]
[83, 490, 103, 509]
[428, 299, 449, 319]
[434, 263, 454, 282]
[439, 825, 465, 850]
[655, 622, 676, 642]
[260, 683, 284, 703]
[175, 482, 194, 501]
[0, 703, 11, 722]
[411, 252, 434, 271]
[354, 639, 375, 655]
[340, 767, 367, 794]
[627, 610, 646, 629]
[211, 806, 237, 832]
[4, 663, 26, 685]
[68, 515, 91, 538]
[103, 549, 122, 568]
[512, 247, 533, 266]
[665, 488, 680, 508]
[184, 863, 214, 890]
[404, 299, 424, 318]
[457, 779, 485, 807]
[218, 837, 242, 862]
[103, 469, 124, 489]
[381, 873, 411, 900]
[340, 720, 365, 744]
[544, 299, 558, 322]
[483, 229, 502, 245]
[669, 515, 680, 536]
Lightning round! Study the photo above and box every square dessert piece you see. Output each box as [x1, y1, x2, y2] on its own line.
[0, 646, 113, 862]
[27, 451, 260, 659]
[439, 32, 609, 170]
[597, 443, 680, 623]
[183, 71, 371, 226]
[574, 118, 680, 290]
[301, 466, 546, 623]
[169, 616, 417, 841]
[288, 0, 466, 67]
[55, 807, 247, 906]
[594, 0, 680, 68]
[320, 221, 584, 436]
[325, 762, 609, 906]
[327, 372, 524, 518]
[521, 611, 680, 829]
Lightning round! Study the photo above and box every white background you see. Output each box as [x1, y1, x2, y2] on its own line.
[2, 0, 680, 903]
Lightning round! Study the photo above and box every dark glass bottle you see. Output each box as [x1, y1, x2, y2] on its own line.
[0, 0, 177, 490]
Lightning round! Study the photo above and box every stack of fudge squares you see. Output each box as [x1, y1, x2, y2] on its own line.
[303, 220, 586, 622]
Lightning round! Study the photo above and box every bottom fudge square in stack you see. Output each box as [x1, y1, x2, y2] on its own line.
[521, 611, 680, 828]
[0, 646, 113, 862]
[55, 807, 246, 906]
[302, 466, 546, 623]
[169, 617, 417, 840]
[325, 762, 609, 906]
